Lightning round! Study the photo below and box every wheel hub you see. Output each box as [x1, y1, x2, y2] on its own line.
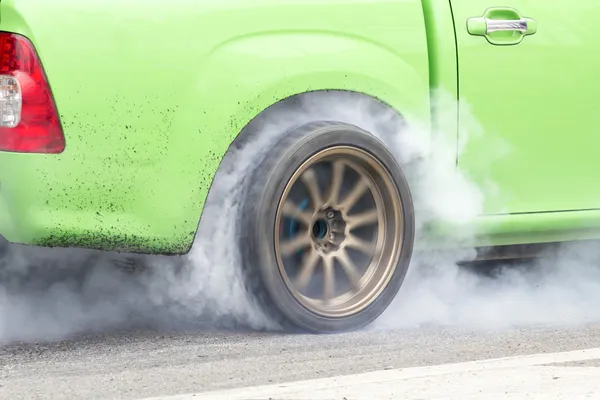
[311, 208, 347, 253]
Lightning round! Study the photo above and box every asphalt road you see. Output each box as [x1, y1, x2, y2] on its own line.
[2, 324, 600, 399]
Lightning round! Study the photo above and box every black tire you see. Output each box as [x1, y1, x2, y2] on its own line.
[239, 121, 415, 333]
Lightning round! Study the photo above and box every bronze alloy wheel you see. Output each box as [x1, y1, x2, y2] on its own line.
[274, 146, 404, 318]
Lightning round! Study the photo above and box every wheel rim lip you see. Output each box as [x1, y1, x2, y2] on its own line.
[274, 144, 405, 318]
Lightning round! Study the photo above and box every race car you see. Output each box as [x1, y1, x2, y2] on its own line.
[0, 0, 598, 333]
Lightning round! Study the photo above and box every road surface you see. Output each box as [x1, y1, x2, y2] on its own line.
[2, 324, 600, 399]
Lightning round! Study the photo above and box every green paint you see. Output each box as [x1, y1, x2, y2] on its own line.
[0, 0, 599, 254]
[0, 0, 430, 253]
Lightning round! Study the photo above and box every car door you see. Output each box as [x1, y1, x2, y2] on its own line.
[449, 1, 600, 215]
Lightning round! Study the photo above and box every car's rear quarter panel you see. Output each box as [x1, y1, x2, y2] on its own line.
[0, 0, 431, 253]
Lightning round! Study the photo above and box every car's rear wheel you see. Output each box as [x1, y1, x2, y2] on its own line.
[239, 121, 415, 333]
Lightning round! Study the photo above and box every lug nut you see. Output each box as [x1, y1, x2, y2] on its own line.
[326, 211, 335, 219]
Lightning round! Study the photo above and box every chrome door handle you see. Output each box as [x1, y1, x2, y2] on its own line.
[467, 7, 537, 45]
[485, 18, 528, 34]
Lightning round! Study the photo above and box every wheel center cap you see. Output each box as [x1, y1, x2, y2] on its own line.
[312, 208, 346, 253]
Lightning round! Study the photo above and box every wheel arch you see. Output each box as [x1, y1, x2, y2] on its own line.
[193, 88, 425, 248]
[222, 89, 411, 156]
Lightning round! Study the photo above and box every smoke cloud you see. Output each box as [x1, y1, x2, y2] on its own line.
[1, 90, 600, 345]
[377, 241, 600, 330]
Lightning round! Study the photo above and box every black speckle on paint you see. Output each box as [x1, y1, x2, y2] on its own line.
[37, 231, 193, 255]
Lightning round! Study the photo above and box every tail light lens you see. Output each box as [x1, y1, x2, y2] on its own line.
[0, 32, 65, 153]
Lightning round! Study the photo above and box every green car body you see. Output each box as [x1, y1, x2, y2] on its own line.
[1, 0, 599, 254]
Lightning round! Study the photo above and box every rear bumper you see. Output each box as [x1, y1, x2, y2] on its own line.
[0, 151, 197, 255]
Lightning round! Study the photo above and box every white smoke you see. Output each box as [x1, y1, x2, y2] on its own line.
[377, 241, 600, 330]
[1, 90, 600, 345]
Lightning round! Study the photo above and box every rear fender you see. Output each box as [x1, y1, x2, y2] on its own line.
[186, 31, 432, 246]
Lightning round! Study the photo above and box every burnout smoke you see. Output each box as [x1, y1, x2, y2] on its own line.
[0, 244, 151, 343]
[377, 241, 600, 330]
[1, 90, 600, 344]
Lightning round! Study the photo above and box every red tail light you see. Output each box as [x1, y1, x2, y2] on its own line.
[0, 32, 65, 153]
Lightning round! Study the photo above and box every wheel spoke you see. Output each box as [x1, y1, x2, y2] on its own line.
[345, 233, 375, 255]
[294, 249, 320, 290]
[281, 200, 313, 226]
[301, 168, 323, 210]
[322, 255, 335, 302]
[339, 175, 369, 212]
[280, 233, 311, 256]
[326, 160, 345, 206]
[336, 250, 362, 290]
[346, 209, 379, 230]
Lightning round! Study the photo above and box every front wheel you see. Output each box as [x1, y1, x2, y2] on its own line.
[239, 121, 415, 333]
